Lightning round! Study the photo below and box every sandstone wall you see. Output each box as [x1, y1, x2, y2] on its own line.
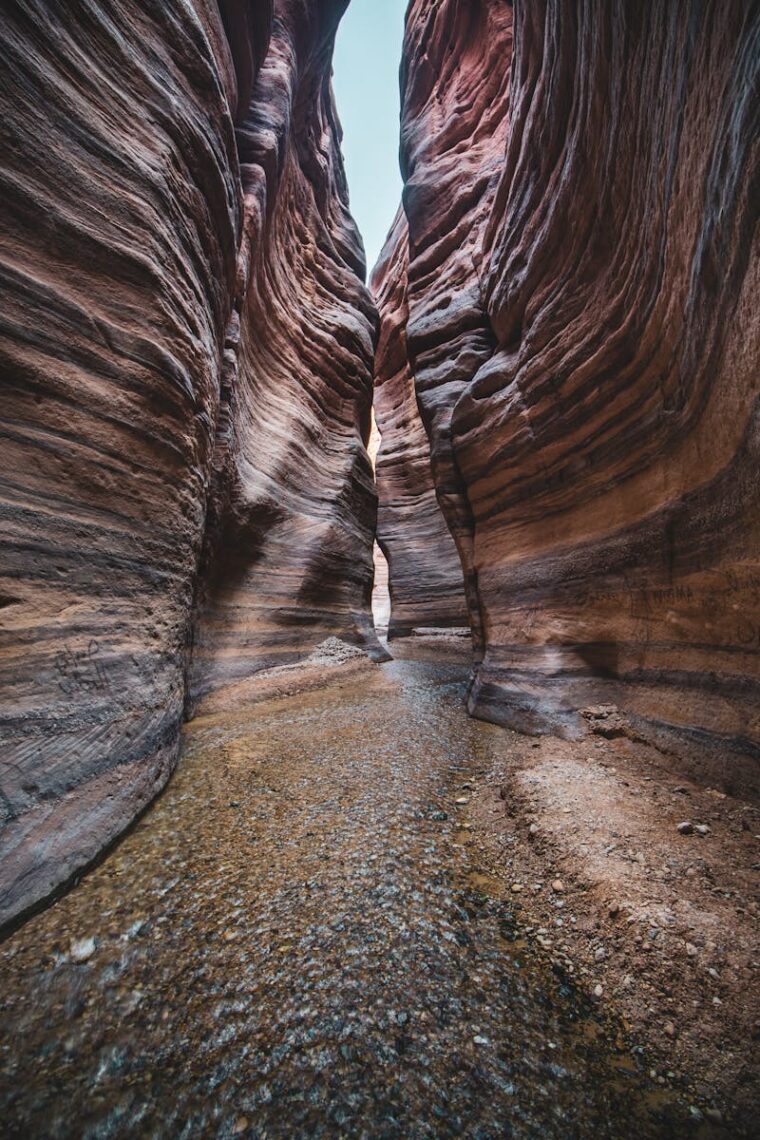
[388, 0, 760, 793]
[0, 0, 377, 928]
[188, 0, 381, 707]
[372, 209, 469, 637]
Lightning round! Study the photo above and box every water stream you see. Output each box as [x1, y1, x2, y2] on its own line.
[0, 647, 700, 1137]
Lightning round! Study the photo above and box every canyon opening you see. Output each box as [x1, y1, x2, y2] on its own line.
[0, 2, 758, 1138]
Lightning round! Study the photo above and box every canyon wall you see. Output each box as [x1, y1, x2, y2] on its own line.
[372, 210, 469, 637]
[382, 0, 760, 792]
[0, 0, 377, 929]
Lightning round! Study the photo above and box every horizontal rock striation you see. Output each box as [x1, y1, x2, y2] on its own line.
[389, 0, 760, 793]
[187, 0, 382, 708]
[0, 0, 378, 929]
[372, 209, 469, 637]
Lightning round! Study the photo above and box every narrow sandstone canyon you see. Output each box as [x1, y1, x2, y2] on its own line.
[1, 0, 759, 1135]
[376, 0, 760, 796]
[0, 0, 379, 929]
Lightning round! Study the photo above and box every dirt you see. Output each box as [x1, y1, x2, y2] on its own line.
[464, 718, 760, 1132]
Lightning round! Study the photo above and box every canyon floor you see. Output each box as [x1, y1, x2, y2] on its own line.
[0, 643, 757, 1138]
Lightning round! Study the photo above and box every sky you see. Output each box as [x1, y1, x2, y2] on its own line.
[332, 0, 408, 275]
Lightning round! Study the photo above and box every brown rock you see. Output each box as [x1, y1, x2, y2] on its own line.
[0, 1, 379, 929]
[376, 0, 760, 795]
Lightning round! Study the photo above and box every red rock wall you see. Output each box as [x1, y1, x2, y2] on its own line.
[390, 0, 760, 792]
[188, 1, 381, 707]
[372, 210, 469, 637]
[0, 0, 377, 928]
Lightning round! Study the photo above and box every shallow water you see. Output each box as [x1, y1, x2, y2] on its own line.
[0, 652, 699, 1138]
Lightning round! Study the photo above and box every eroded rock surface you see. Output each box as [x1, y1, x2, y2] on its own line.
[382, 0, 760, 791]
[373, 210, 469, 637]
[0, 0, 377, 928]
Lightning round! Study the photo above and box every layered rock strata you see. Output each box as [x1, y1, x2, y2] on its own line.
[384, 0, 760, 792]
[187, 1, 380, 707]
[0, 0, 377, 928]
[372, 209, 469, 637]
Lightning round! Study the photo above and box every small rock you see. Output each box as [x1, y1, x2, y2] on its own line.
[528, 823, 539, 838]
[232, 1117, 249, 1135]
[608, 902, 620, 918]
[594, 946, 607, 962]
[685, 942, 698, 958]
[473, 1035, 490, 1046]
[511, 883, 524, 893]
[455, 797, 470, 806]
[593, 984, 603, 998]
[663, 1021, 676, 1038]
[704, 1108, 723, 1125]
[551, 879, 565, 893]
[694, 824, 711, 837]
[69, 937, 96, 963]
[677, 821, 694, 835]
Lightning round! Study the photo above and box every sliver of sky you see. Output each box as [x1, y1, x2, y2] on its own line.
[332, 0, 408, 277]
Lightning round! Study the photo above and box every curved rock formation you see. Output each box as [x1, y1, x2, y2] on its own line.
[372, 209, 469, 637]
[187, 0, 381, 707]
[383, 0, 760, 792]
[0, 0, 377, 929]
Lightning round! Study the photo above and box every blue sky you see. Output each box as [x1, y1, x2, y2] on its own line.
[332, 0, 407, 275]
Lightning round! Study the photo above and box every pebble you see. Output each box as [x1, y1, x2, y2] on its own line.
[676, 821, 694, 835]
[663, 1021, 676, 1038]
[551, 880, 565, 893]
[511, 883, 524, 893]
[685, 943, 698, 958]
[694, 824, 711, 837]
[593, 984, 603, 998]
[69, 938, 96, 964]
[232, 1117, 249, 1134]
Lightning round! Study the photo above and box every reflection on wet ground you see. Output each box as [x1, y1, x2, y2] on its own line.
[1, 652, 702, 1137]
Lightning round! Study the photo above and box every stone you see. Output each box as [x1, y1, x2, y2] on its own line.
[372, 214, 469, 638]
[375, 0, 760, 796]
[677, 822, 694, 835]
[0, 0, 380, 930]
[551, 880, 565, 894]
[695, 825, 711, 837]
[69, 938, 96, 964]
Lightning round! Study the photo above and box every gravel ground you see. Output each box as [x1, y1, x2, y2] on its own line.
[0, 649, 726, 1138]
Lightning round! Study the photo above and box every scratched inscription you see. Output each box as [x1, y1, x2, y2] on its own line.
[55, 641, 110, 694]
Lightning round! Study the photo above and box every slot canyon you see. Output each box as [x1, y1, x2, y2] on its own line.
[0, 0, 758, 1136]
